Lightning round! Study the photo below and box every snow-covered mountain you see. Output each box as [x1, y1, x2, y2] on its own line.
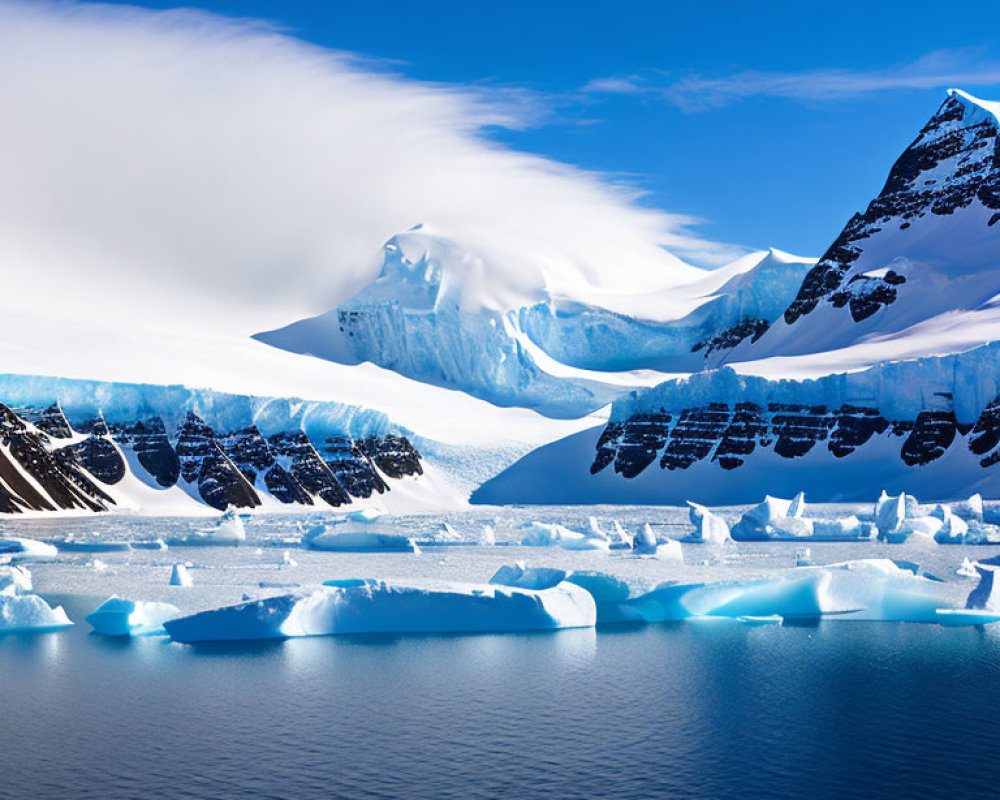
[7, 88, 1000, 513]
[476, 89, 1000, 504]
[255, 226, 816, 417]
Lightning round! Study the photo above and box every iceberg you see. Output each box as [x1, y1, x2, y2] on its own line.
[163, 580, 597, 643]
[932, 505, 970, 543]
[0, 593, 72, 633]
[85, 596, 180, 637]
[950, 494, 984, 522]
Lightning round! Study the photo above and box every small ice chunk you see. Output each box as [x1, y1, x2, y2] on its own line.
[180, 509, 247, 545]
[86, 596, 180, 637]
[0, 593, 72, 632]
[949, 494, 984, 522]
[169, 563, 193, 587]
[0, 565, 32, 595]
[875, 491, 907, 537]
[957, 557, 979, 578]
[687, 503, 731, 544]
[967, 566, 1000, 611]
[280, 550, 297, 567]
[479, 524, 496, 546]
[489, 562, 567, 590]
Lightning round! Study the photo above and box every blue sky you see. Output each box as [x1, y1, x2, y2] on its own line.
[90, 0, 1000, 260]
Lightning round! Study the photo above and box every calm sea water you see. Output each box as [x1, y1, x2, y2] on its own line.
[4, 619, 1000, 799]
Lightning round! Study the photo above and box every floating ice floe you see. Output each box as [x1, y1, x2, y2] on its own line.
[164, 580, 596, 643]
[86, 597, 180, 637]
[279, 550, 297, 567]
[301, 510, 420, 553]
[55, 539, 132, 553]
[169, 563, 193, 587]
[302, 524, 419, 553]
[0, 538, 59, 563]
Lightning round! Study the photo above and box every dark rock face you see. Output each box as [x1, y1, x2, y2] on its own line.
[194, 445, 262, 511]
[325, 436, 387, 499]
[0, 404, 114, 512]
[69, 437, 127, 485]
[111, 418, 181, 488]
[173, 413, 263, 509]
[784, 94, 1000, 326]
[590, 401, 972, 478]
[359, 434, 423, 479]
[264, 464, 314, 506]
[610, 413, 672, 479]
[828, 406, 890, 457]
[269, 432, 350, 507]
[21, 403, 73, 439]
[692, 318, 770, 356]
[218, 427, 274, 485]
[713, 403, 768, 469]
[660, 405, 730, 470]
[969, 397, 1000, 465]
[900, 410, 958, 466]
[0, 401, 425, 513]
[769, 404, 836, 458]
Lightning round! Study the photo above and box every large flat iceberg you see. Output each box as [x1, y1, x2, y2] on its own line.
[164, 580, 596, 643]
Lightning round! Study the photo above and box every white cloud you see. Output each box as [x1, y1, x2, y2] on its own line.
[0, 0, 746, 336]
[585, 48, 1000, 112]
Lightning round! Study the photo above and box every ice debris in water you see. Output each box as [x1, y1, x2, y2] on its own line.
[0, 538, 58, 563]
[0, 565, 33, 595]
[164, 580, 596, 643]
[479, 524, 496, 546]
[520, 522, 608, 551]
[958, 557, 980, 578]
[280, 550, 297, 567]
[170, 563, 193, 587]
[176, 508, 247, 546]
[86, 597, 180, 637]
[632, 524, 683, 560]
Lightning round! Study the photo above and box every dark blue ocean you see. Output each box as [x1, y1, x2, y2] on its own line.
[4, 618, 1000, 799]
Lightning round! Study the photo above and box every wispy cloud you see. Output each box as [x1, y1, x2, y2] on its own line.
[584, 48, 1000, 112]
[0, 0, 748, 337]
